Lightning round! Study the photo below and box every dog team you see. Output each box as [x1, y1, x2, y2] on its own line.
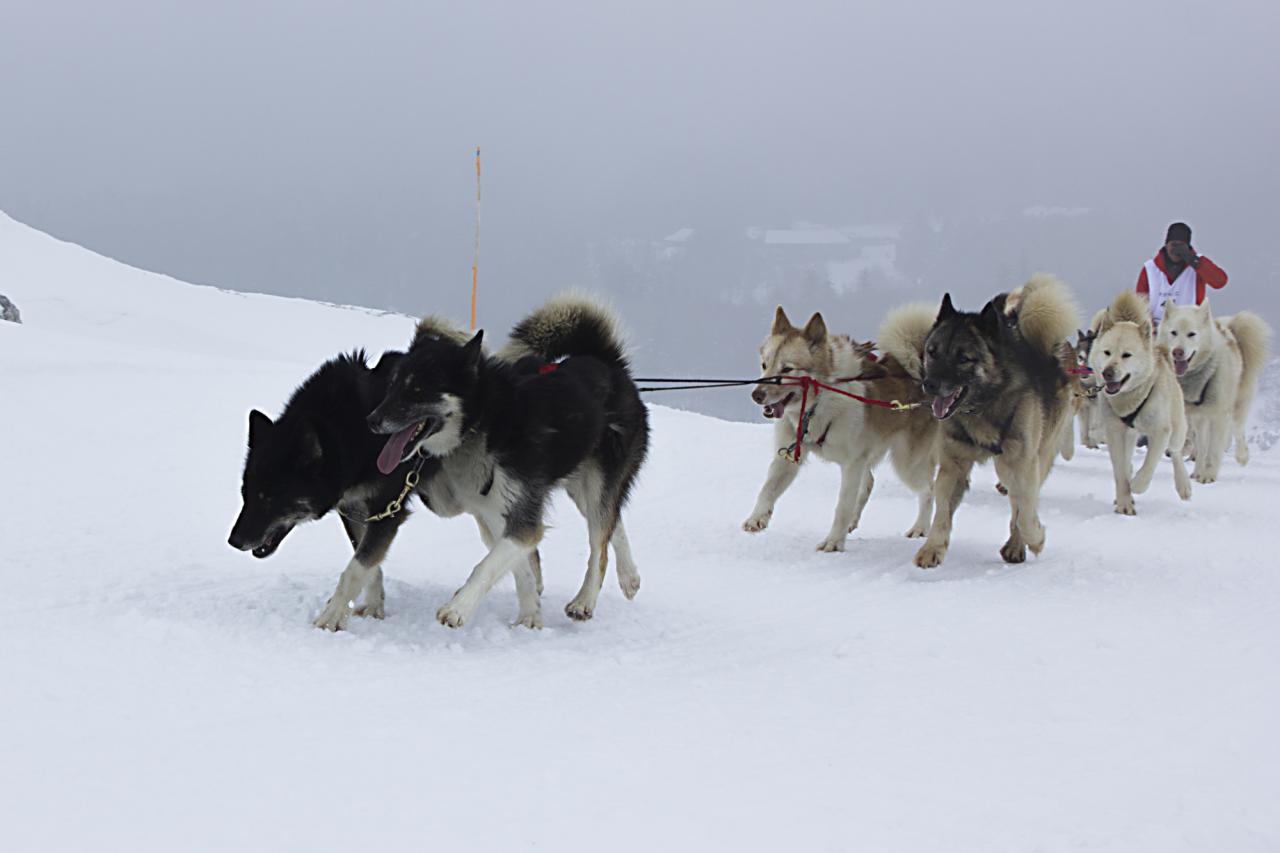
[228, 223, 1271, 630]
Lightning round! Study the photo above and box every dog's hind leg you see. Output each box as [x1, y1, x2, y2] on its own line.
[315, 514, 405, 630]
[474, 516, 542, 629]
[1059, 412, 1075, 461]
[610, 518, 641, 601]
[1191, 418, 1218, 484]
[913, 453, 973, 568]
[906, 481, 933, 539]
[564, 472, 615, 621]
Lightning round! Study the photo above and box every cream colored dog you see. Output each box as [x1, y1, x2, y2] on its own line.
[1156, 299, 1272, 483]
[1090, 291, 1192, 515]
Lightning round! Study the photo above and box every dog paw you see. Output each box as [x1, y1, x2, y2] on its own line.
[513, 610, 544, 630]
[564, 595, 595, 622]
[1000, 538, 1026, 563]
[742, 511, 772, 533]
[1084, 441, 1100, 450]
[816, 536, 846, 553]
[617, 571, 641, 600]
[1236, 448, 1250, 466]
[1192, 472, 1216, 484]
[995, 482, 1008, 496]
[313, 598, 351, 632]
[1114, 497, 1136, 516]
[913, 542, 947, 569]
[436, 604, 467, 629]
[1176, 480, 1192, 501]
[1131, 473, 1154, 495]
[904, 525, 928, 539]
[353, 601, 384, 620]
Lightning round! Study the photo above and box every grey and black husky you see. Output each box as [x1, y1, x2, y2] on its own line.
[914, 274, 1079, 568]
[367, 294, 650, 629]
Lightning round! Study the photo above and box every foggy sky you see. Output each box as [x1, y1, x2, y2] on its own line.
[3, 0, 1278, 407]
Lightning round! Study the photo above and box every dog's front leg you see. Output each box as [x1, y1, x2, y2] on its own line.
[743, 450, 802, 533]
[1131, 424, 1171, 494]
[314, 514, 404, 630]
[913, 452, 972, 568]
[438, 537, 535, 629]
[1104, 419, 1136, 515]
[818, 461, 872, 552]
[1191, 417, 1217, 483]
[995, 448, 1044, 563]
[474, 516, 542, 630]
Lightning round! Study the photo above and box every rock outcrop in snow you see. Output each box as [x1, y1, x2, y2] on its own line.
[0, 293, 19, 323]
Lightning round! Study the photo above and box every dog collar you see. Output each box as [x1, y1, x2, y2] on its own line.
[1118, 385, 1155, 429]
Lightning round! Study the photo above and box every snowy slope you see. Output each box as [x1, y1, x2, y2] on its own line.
[2, 211, 1278, 852]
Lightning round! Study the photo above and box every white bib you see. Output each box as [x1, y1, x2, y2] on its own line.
[1146, 259, 1197, 324]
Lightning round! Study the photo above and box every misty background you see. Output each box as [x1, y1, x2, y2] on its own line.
[3, 0, 1277, 419]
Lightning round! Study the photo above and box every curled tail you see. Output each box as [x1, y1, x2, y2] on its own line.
[1009, 273, 1081, 356]
[877, 302, 936, 382]
[1228, 310, 1273, 427]
[501, 292, 630, 370]
[1097, 289, 1149, 335]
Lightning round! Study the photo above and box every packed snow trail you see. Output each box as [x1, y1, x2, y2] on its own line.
[2, 211, 1278, 852]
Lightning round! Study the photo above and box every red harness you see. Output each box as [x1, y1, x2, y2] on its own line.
[781, 375, 919, 463]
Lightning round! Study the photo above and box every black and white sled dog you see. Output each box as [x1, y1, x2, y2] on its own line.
[226, 348, 432, 629]
[367, 294, 650, 629]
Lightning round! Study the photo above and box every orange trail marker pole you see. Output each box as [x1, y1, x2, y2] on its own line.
[471, 146, 481, 331]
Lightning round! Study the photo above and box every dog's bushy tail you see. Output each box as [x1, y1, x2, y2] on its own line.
[1097, 289, 1148, 335]
[501, 292, 630, 369]
[1012, 273, 1080, 356]
[1229, 310, 1273, 427]
[878, 302, 936, 381]
[415, 314, 472, 345]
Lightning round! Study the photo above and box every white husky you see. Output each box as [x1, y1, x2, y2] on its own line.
[743, 306, 938, 552]
[1090, 290, 1192, 515]
[1156, 299, 1272, 483]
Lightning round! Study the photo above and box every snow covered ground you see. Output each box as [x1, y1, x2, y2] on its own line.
[2, 210, 1278, 851]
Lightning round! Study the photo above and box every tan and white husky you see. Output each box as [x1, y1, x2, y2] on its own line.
[1156, 299, 1272, 483]
[1090, 290, 1192, 515]
[743, 306, 939, 552]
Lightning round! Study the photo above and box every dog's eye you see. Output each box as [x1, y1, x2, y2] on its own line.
[1122, 353, 1132, 359]
[1187, 332, 1196, 338]
[780, 366, 793, 374]
[760, 362, 766, 371]
[1103, 350, 1111, 357]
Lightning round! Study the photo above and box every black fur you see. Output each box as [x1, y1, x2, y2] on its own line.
[368, 310, 649, 545]
[921, 292, 1068, 446]
[228, 350, 427, 559]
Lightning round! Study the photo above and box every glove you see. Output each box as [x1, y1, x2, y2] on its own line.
[1186, 245, 1201, 267]
[1169, 243, 1196, 264]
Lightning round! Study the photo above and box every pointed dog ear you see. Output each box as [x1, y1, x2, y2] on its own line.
[978, 300, 1002, 335]
[937, 293, 956, 321]
[248, 409, 272, 448]
[858, 362, 889, 381]
[802, 312, 827, 346]
[771, 306, 793, 335]
[1138, 317, 1153, 340]
[1198, 297, 1212, 316]
[463, 330, 484, 368]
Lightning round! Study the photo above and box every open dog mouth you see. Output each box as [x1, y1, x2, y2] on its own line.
[762, 392, 796, 419]
[252, 525, 291, 558]
[376, 418, 443, 474]
[1172, 356, 1192, 377]
[1104, 374, 1129, 395]
[931, 386, 966, 420]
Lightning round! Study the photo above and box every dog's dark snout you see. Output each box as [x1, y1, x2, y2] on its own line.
[751, 387, 767, 404]
[366, 411, 383, 432]
[227, 531, 248, 551]
[1172, 347, 1185, 360]
[922, 378, 940, 396]
[1101, 366, 1116, 381]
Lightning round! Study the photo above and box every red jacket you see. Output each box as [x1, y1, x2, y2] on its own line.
[1136, 249, 1228, 305]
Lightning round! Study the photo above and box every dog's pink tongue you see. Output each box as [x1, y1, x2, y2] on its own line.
[1174, 359, 1189, 377]
[377, 424, 419, 475]
[931, 396, 948, 419]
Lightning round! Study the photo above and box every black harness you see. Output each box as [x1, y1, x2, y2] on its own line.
[1118, 385, 1155, 429]
[1187, 366, 1217, 408]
